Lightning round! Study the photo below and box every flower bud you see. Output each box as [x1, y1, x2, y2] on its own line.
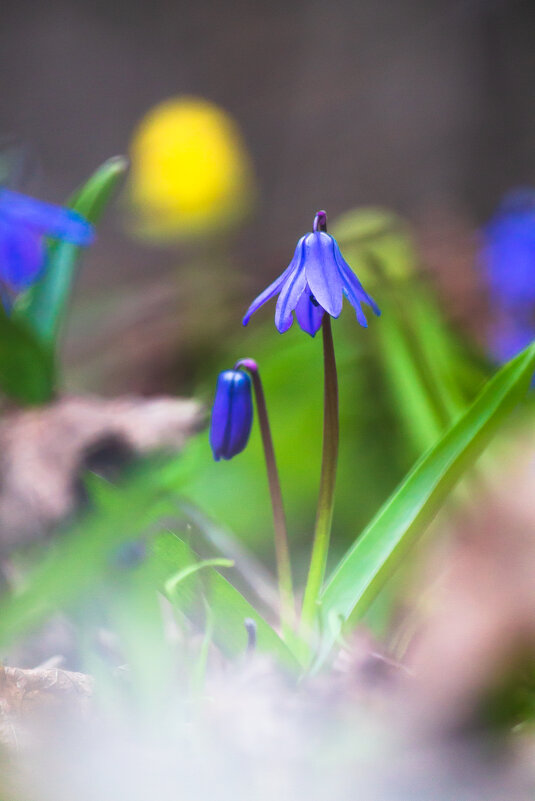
[210, 369, 253, 461]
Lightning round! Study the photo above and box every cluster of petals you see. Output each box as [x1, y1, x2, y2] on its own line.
[0, 188, 94, 294]
[243, 226, 380, 336]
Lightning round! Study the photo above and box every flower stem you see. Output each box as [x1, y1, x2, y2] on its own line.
[300, 315, 339, 639]
[234, 359, 295, 637]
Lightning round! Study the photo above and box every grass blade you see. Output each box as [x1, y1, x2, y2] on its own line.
[318, 342, 535, 666]
[152, 531, 301, 672]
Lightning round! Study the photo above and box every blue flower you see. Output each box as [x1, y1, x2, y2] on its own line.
[210, 369, 253, 461]
[243, 210, 380, 336]
[481, 189, 535, 363]
[0, 188, 94, 294]
[488, 319, 534, 364]
[482, 189, 535, 309]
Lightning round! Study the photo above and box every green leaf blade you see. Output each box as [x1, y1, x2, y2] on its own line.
[318, 342, 535, 663]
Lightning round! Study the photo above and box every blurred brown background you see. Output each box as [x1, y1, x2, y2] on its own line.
[1, 0, 535, 392]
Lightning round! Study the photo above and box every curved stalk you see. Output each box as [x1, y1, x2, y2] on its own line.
[234, 359, 295, 638]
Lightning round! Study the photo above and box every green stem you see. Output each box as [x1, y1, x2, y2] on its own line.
[235, 359, 295, 637]
[300, 315, 339, 637]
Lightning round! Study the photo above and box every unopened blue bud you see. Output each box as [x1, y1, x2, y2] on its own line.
[210, 369, 253, 461]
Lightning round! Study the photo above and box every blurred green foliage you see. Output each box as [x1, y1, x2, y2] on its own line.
[0, 188, 533, 738]
[0, 335, 532, 673]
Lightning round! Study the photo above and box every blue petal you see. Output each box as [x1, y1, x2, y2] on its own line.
[243, 268, 291, 327]
[333, 240, 381, 320]
[344, 287, 368, 327]
[243, 236, 306, 327]
[274, 258, 307, 333]
[0, 221, 45, 290]
[243, 236, 305, 325]
[210, 370, 253, 461]
[0, 189, 94, 246]
[294, 288, 324, 336]
[302, 232, 343, 318]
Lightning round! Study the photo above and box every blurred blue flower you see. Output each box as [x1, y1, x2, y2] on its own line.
[0, 188, 94, 294]
[111, 538, 148, 570]
[210, 369, 253, 461]
[243, 210, 380, 337]
[481, 189, 535, 363]
[488, 319, 534, 364]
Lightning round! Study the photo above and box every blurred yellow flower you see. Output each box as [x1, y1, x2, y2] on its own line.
[127, 96, 255, 241]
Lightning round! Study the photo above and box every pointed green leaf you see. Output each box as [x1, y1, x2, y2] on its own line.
[318, 342, 535, 665]
[152, 531, 300, 672]
[17, 156, 128, 344]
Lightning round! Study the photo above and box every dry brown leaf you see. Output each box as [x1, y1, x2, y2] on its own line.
[0, 665, 93, 752]
[0, 394, 203, 551]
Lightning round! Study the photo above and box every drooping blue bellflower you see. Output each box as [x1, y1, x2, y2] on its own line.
[0, 188, 94, 295]
[481, 189, 535, 363]
[210, 368, 253, 460]
[243, 210, 380, 336]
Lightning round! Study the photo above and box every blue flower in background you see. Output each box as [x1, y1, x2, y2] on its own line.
[243, 210, 380, 337]
[481, 188, 535, 363]
[488, 319, 534, 364]
[210, 369, 253, 461]
[0, 188, 94, 295]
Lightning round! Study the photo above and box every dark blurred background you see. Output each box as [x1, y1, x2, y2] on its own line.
[1, 0, 535, 395]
